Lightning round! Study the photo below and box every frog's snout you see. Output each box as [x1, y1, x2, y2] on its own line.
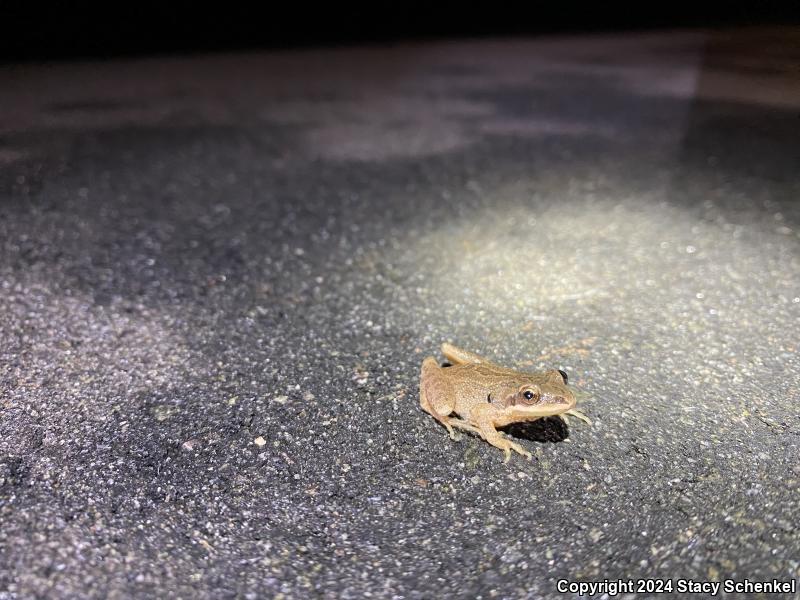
[542, 391, 574, 406]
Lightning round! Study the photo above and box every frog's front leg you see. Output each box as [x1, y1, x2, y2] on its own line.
[468, 404, 532, 463]
[560, 408, 592, 425]
[419, 357, 457, 439]
[449, 418, 481, 436]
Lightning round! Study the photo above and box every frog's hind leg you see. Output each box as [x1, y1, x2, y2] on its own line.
[420, 356, 458, 439]
[441, 342, 496, 366]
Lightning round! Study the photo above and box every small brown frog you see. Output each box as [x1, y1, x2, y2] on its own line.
[420, 342, 590, 462]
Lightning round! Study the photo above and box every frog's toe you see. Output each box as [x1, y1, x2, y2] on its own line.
[498, 439, 532, 462]
[449, 428, 466, 441]
[563, 409, 592, 425]
[510, 442, 532, 460]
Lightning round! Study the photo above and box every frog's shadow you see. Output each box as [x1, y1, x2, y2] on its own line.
[502, 417, 570, 444]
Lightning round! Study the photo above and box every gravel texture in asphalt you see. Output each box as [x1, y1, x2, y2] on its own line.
[1, 26, 799, 599]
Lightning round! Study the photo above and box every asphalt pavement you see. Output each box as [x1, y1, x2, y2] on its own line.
[1, 26, 799, 599]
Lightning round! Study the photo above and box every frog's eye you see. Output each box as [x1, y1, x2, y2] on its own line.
[522, 388, 540, 403]
[558, 369, 568, 384]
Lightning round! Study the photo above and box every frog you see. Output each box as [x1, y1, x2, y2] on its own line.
[419, 342, 590, 462]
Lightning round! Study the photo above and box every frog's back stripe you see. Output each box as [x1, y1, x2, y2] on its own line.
[441, 343, 498, 367]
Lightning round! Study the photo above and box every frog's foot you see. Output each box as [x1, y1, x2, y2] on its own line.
[468, 405, 533, 462]
[561, 409, 591, 425]
[496, 438, 533, 463]
[480, 431, 532, 463]
[440, 417, 457, 440]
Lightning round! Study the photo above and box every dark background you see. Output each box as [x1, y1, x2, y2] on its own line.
[4, 3, 800, 62]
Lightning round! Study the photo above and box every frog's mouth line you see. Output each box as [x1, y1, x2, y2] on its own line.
[493, 392, 576, 416]
[510, 405, 574, 418]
